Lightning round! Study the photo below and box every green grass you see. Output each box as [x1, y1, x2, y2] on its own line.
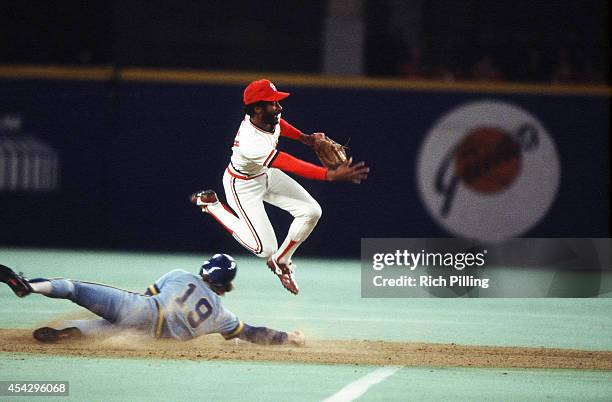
[1, 248, 611, 401]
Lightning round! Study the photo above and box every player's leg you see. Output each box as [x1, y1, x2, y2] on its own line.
[27, 278, 158, 332]
[192, 172, 277, 257]
[264, 168, 322, 265]
[210, 172, 277, 258]
[2, 266, 159, 338]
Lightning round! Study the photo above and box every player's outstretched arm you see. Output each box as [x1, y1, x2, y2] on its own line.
[270, 152, 328, 180]
[279, 118, 325, 147]
[236, 323, 305, 346]
[326, 157, 370, 184]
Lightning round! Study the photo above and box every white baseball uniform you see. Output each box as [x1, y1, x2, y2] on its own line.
[205, 115, 322, 265]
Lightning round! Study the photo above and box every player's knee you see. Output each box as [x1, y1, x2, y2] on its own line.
[258, 244, 278, 259]
[305, 202, 322, 222]
[46, 279, 76, 299]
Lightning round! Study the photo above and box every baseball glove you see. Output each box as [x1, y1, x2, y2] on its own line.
[313, 135, 348, 169]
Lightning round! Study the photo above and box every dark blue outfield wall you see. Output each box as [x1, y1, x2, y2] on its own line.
[0, 78, 609, 257]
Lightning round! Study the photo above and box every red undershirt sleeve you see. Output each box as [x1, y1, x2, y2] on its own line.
[279, 118, 302, 140]
[270, 151, 327, 181]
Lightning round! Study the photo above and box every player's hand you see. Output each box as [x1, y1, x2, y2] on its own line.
[326, 158, 370, 184]
[288, 330, 305, 346]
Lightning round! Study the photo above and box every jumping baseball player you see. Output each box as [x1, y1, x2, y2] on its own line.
[0, 255, 304, 345]
[191, 79, 369, 295]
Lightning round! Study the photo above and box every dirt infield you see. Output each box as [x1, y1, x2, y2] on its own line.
[1, 329, 611, 370]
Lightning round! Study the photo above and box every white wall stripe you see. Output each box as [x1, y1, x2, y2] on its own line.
[322, 366, 402, 402]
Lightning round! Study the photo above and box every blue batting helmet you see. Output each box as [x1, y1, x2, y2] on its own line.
[200, 254, 237, 287]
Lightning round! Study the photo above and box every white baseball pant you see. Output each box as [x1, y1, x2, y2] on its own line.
[206, 168, 322, 264]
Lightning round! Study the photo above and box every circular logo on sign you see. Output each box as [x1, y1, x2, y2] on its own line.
[417, 100, 560, 242]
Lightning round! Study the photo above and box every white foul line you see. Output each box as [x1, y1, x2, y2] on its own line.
[322, 366, 402, 402]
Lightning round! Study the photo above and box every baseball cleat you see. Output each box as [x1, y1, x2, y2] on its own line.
[266, 258, 299, 295]
[0, 264, 32, 297]
[190, 190, 219, 212]
[33, 327, 83, 343]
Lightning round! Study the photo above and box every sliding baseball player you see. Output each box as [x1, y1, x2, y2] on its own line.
[1, 256, 304, 345]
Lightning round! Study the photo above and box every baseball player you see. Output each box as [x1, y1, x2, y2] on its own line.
[191, 79, 369, 295]
[0, 255, 304, 345]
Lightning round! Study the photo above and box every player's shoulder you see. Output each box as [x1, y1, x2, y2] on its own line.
[239, 116, 277, 137]
[238, 115, 255, 132]
[165, 269, 198, 280]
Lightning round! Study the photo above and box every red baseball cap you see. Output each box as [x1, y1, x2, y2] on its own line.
[243, 79, 290, 105]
